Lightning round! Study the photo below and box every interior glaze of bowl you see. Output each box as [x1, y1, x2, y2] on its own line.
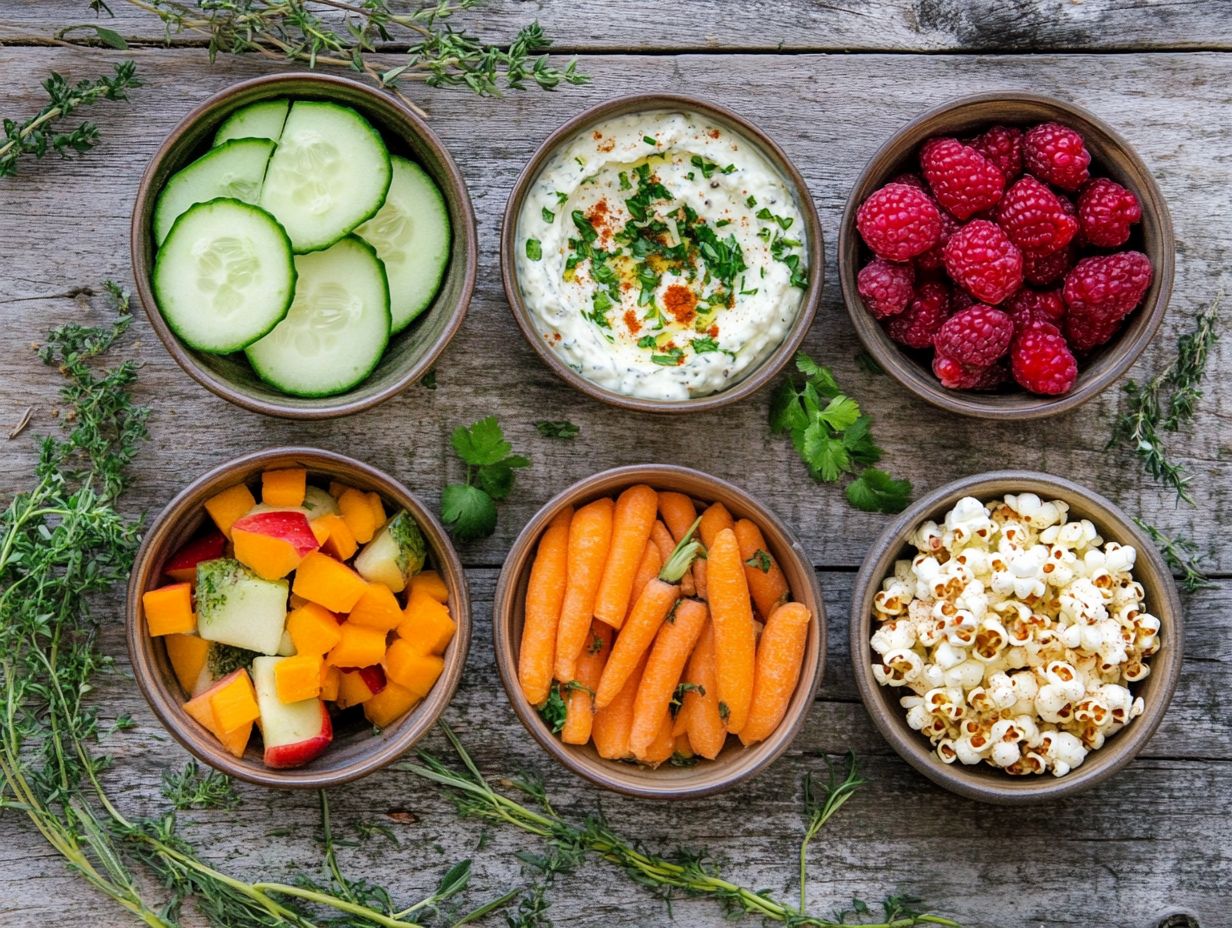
[493, 464, 825, 798]
[501, 93, 824, 415]
[838, 92, 1174, 420]
[851, 470, 1182, 804]
[127, 448, 470, 788]
[132, 73, 477, 419]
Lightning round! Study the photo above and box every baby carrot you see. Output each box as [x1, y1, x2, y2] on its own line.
[683, 622, 725, 759]
[593, 485, 658, 629]
[707, 527, 756, 734]
[650, 520, 692, 595]
[740, 602, 811, 746]
[561, 621, 612, 745]
[628, 599, 708, 758]
[519, 506, 573, 706]
[658, 491, 700, 596]
[635, 709, 675, 766]
[628, 541, 662, 618]
[554, 497, 614, 682]
[734, 518, 790, 619]
[696, 501, 735, 600]
[672, 733, 694, 762]
[592, 652, 647, 760]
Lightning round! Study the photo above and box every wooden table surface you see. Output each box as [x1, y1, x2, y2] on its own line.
[1, 3, 1229, 926]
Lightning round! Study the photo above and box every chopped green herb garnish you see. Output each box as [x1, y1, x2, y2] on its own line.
[618, 171, 631, 190]
[746, 194, 757, 208]
[651, 347, 685, 366]
[541, 207, 555, 223]
[643, 135, 657, 146]
[637, 334, 658, 349]
[525, 238, 542, 261]
[535, 420, 580, 440]
[744, 549, 772, 573]
[554, 190, 568, 205]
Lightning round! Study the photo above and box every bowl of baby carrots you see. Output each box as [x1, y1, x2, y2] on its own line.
[493, 464, 826, 798]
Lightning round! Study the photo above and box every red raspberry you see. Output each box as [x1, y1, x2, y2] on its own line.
[1022, 243, 1075, 286]
[972, 126, 1024, 181]
[1011, 326, 1078, 395]
[1023, 122, 1091, 191]
[942, 219, 1023, 304]
[915, 209, 960, 272]
[856, 183, 943, 261]
[933, 304, 1014, 366]
[857, 258, 915, 319]
[1006, 288, 1065, 336]
[1063, 250, 1152, 323]
[933, 354, 1008, 391]
[920, 137, 1006, 220]
[886, 281, 950, 349]
[1077, 178, 1142, 248]
[949, 288, 976, 314]
[889, 172, 927, 190]
[995, 175, 1079, 256]
[1065, 314, 1123, 352]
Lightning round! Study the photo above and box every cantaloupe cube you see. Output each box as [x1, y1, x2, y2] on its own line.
[232, 529, 302, 581]
[312, 514, 358, 561]
[348, 582, 403, 631]
[203, 483, 256, 538]
[410, 570, 449, 604]
[208, 670, 260, 733]
[289, 592, 310, 610]
[366, 491, 386, 529]
[274, 654, 323, 703]
[363, 682, 420, 729]
[143, 582, 196, 636]
[320, 665, 341, 702]
[293, 552, 368, 612]
[336, 670, 377, 708]
[396, 588, 455, 655]
[338, 489, 378, 544]
[309, 519, 330, 546]
[383, 640, 444, 697]
[184, 672, 253, 758]
[329, 480, 358, 500]
[164, 633, 209, 694]
[287, 603, 342, 655]
[327, 622, 387, 669]
[262, 468, 307, 508]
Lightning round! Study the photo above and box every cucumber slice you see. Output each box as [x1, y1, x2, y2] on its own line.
[354, 156, 451, 333]
[258, 101, 392, 253]
[152, 138, 275, 246]
[245, 236, 390, 397]
[213, 99, 290, 147]
[196, 558, 288, 655]
[153, 198, 297, 354]
[355, 510, 427, 593]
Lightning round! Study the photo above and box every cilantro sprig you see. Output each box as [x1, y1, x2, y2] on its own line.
[441, 417, 529, 540]
[770, 353, 912, 513]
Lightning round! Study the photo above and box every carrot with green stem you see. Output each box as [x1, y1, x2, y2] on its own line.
[682, 622, 725, 759]
[707, 527, 756, 734]
[658, 491, 700, 596]
[592, 651, 647, 760]
[628, 598, 708, 757]
[593, 484, 658, 629]
[651, 519, 693, 596]
[594, 518, 702, 709]
[519, 506, 572, 706]
[734, 518, 789, 619]
[561, 621, 612, 745]
[553, 497, 614, 682]
[740, 602, 811, 745]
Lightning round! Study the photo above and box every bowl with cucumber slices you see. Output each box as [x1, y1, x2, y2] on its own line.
[132, 73, 477, 418]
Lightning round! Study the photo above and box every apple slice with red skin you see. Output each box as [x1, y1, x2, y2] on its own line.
[252, 656, 332, 768]
[164, 528, 226, 583]
[332, 664, 388, 696]
[231, 510, 321, 581]
[231, 510, 319, 556]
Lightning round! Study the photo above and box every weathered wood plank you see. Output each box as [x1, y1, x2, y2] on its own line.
[4, 0, 1232, 52]
[0, 47, 1228, 575]
[0, 569, 1226, 927]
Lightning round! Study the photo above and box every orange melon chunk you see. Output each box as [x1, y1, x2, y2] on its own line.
[275, 653, 323, 703]
[143, 582, 196, 636]
[207, 669, 260, 734]
[327, 622, 387, 669]
[164, 633, 209, 694]
[396, 588, 456, 655]
[232, 529, 302, 581]
[184, 671, 253, 758]
[287, 603, 342, 655]
[203, 483, 256, 538]
[338, 489, 378, 544]
[261, 468, 307, 507]
[383, 640, 444, 697]
[366, 491, 386, 529]
[293, 552, 368, 612]
[312, 513, 358, 561]
[348, 582, 404, 632]
[363, 682, 420, 729]
[336, 670, 378, 708]
[409, 570, 449, 603]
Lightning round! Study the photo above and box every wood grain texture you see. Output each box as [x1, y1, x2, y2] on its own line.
[4, 0, 1232, 51]
[0, 37, 1229, 928]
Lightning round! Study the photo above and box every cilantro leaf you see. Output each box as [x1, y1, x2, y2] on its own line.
[845, 468, 913, 514]
[818, 395, 861, 431]
[769, 382, 807, 434]
[450, 416, 512, 467]
[537, 687, 567, 734]
[476, 454, 530, 501]
[535, 419, 580, 439]
[795, 353, 839, 396]
[440, 483, 497, 540]
[842, 415, 883, 467]
[802, 421, 848, 482]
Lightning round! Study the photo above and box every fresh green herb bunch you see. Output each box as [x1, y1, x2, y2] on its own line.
[441, 416, 530, 540]
[0, 62, 139, 178]
[91, 0, 587, 113]
[1133, 518, 1212, 594]
[770, 353, 912, 513]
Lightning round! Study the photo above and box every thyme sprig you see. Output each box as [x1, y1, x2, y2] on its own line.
[405, 726, 960, 928]
[0, 62, 139, 178]
[1109, 296, 1221, 504]
[91, 0, 587, 116]
[1133, 518, 1212, 594]
[799, 754, 865, 915]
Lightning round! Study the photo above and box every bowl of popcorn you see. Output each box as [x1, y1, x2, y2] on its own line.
[838, 92, 1174, 419]
[851, 471, 1182, 803]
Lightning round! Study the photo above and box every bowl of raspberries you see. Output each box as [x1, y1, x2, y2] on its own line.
[839, 92, 1173, 418]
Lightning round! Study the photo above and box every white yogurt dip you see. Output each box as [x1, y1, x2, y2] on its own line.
[515, 109, 808, 401]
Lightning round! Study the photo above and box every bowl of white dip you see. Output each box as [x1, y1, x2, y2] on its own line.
[502, 94, 823, 413]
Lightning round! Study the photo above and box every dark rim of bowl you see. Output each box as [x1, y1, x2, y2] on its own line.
[850, 469, 1183, 804]
[500, 93, 824, 415]
[838, 91, 1175, 420]
[130, 72, 477, 420]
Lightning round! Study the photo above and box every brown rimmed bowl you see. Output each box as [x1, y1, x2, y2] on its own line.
[851, 470, 1182, 804]
[131, 73, 477, 420]
[493, 464, 825, 798]
[126, 447, 471, 788]
[500, 93, 824, 415]
[838, 92, 1174, 419]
